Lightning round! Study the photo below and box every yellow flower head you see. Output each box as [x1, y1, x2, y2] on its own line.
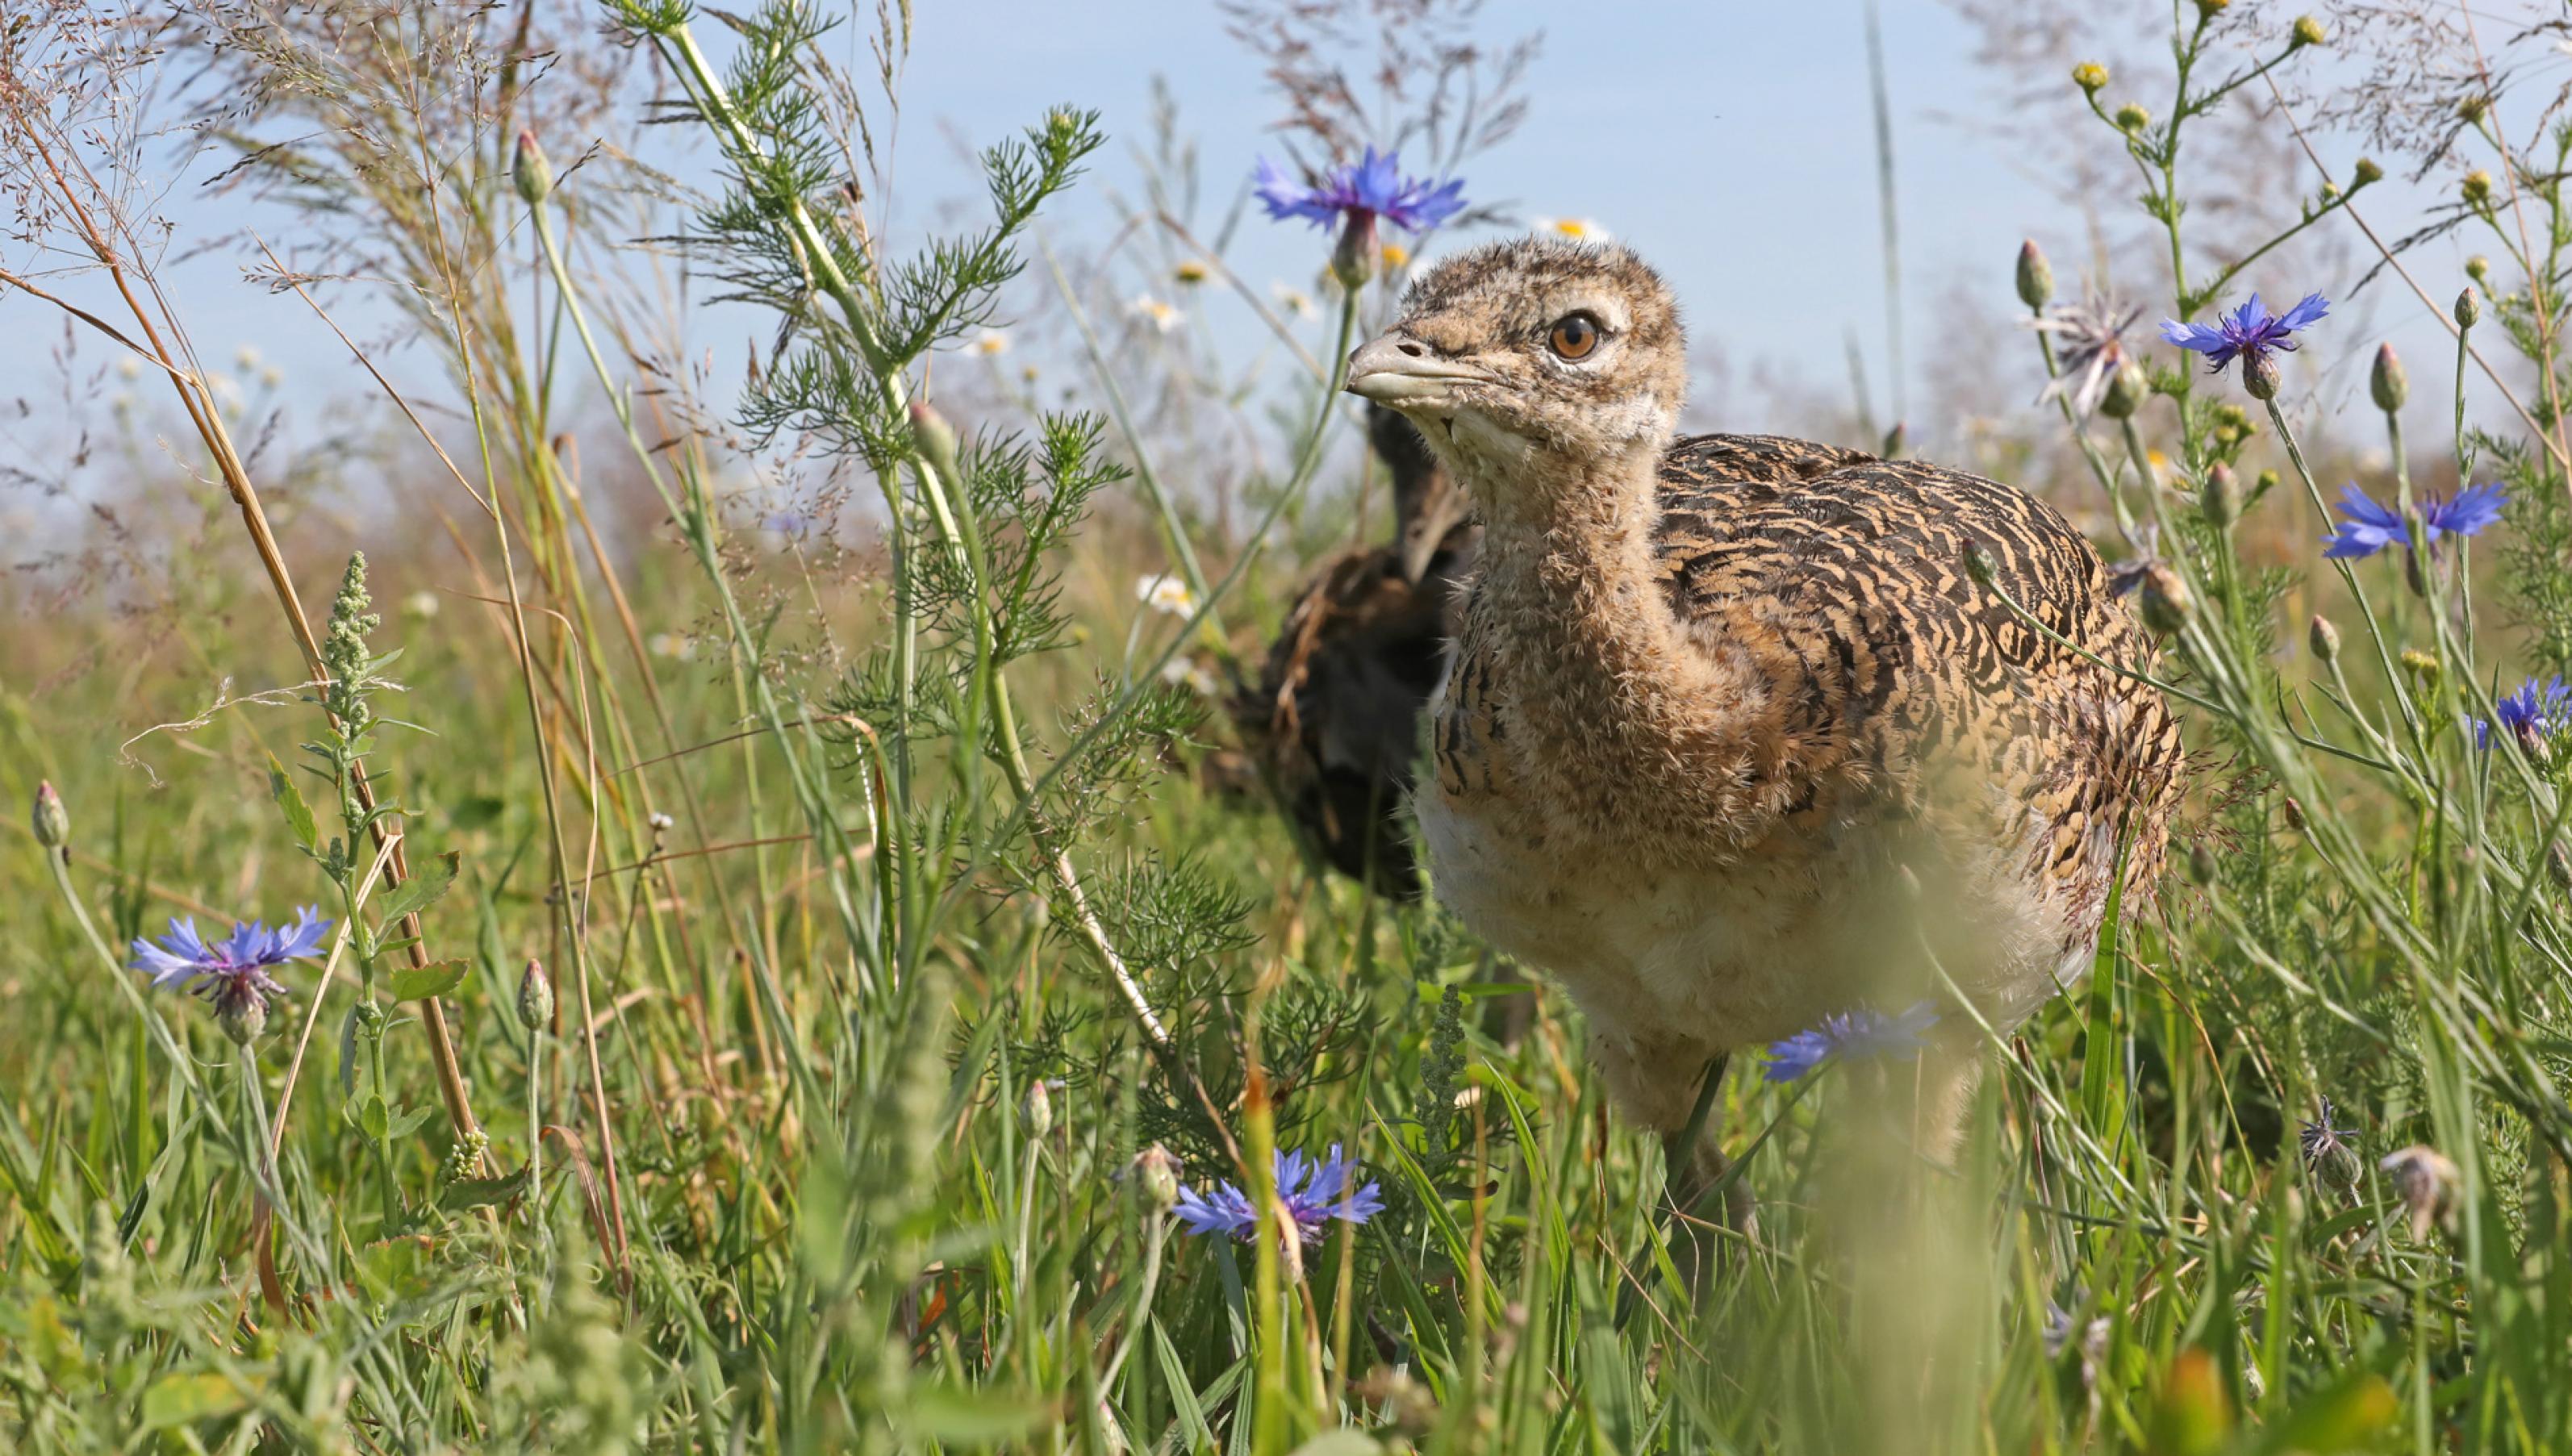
[971, 329, 1011, 356]
[1174, 259, 1212, 286]
[1379, 242, 1410, 270]
[1531, 216, 1610, 243]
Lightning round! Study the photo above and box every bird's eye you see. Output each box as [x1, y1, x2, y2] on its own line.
[1548, 314, 1601, 360]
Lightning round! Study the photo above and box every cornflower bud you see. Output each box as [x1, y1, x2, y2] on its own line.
[2015, 239, 2054, 311]
[1134, 1143, 1180, 1212]
[512, 131, 552, 208]
[2114, 103, 2152, 134]
[2370, 343, 2408, 412]
[1330, 211, 1379, 292]
[2455, 286, 2481, 329]
[2352, 156, 2384, 186]
[32, 781, 68, 851]
[2100, 364, 2146, 419]
[1021, 1078, 1054, 1140]
[219, 994, 268, 1047]
[2290, 15, 2327, 46]
[2282, 796, 2308, 832]
[2138, 563, 2194, 635]
[2241, 349, 2282, 400]
[517, 958, 553, 1031]
[2307, 614, 2340, 664]
[1962, 541, 1997, 588]
[908, 399, 961, 486]
[2201, 463, 2244, 528]
[2073, 63, 2110, 94]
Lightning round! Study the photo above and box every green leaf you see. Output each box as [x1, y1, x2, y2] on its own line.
[390, 960, 468, 1003]
[266, 753, 317, 850]
[375, 849, 461, 928]
[348, 1094, 389, 1143]
[386, 1105, 438, 1142]
[141, 1370, 250, 1429]
[439, 1166, 531, 1212]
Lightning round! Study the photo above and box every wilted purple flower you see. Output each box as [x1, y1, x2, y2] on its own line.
[2161, 291, 2330, 378]
[130, 908, 331, 1025]
[1253, 148, 1466, 235]
[1172, 1143, 1384, 1243]
[2322, 482, 2507, 559]
[1763, 1001, 1939, 1083]
[2475, 675, 2572, 751]
[2028, 289, 2143, 418]
[2299, 1098, 2361, 1184]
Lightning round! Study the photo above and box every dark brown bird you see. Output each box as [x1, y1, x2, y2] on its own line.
[1231, 403, 1480, 895]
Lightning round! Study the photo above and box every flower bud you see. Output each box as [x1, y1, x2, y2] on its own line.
[2073, 62, 2110, 94]
[2290, 15, 2327, 46]
[1330, 211, 1380, 292]
[2307, 614, 2340, 664]
[32, 781, 67, 850]
[1963, 541, 1997, 588]
[1134, 1143, 1180, 1212]
[2400, 649, 2442, 693]
[2138, 562, 2193, 635]
[2466, 255, 2492, 285]
[220, 994, 269, 1047]
[1880, 421, 1907, 459]
[2241, 349, 2282, 400]
[511, 131, 552, 208]
[2113, 103, 2152, 134]
[1021, 1078, 1054, 1140]
[2455, 286, 2481, 329]
[2370, 343, 2408, 412]
[908, 399, 961, 485]
[2405, 545, 2431, 599]
[2282, 796, 2308, 832]
[2462, 170, 2493, 207]
[2458, 94, 2490, 125]
[2352, 156, 2384, 187]
[2187, 841, 2219, 886]
[517, 959, 553, 1031]
[2100, 364, 2146, 419]
[2194, 0, 2229, 16]
[2256, 468, 2279, 500]
[2200, 463, 2244, 528]
[2015, 240, 2054, 311]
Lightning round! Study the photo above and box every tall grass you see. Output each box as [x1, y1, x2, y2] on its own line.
[7, 2, 2572, 1452]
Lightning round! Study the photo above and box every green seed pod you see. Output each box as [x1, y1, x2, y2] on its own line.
[517, 959, 553, 1032]
[511, 131, 552, 208]
[2201, 463, 2244, 528]
[2308, 614, 2340, 664]
[2241, 350, 2282, 401]
[2015, 239, 2054, 311]
[2370, 343, 2408, 412]
[31, 781, 67, 850]
[2455, 286, 2481, 329]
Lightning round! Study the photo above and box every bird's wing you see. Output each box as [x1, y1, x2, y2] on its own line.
[1651, 434, 2184, 895]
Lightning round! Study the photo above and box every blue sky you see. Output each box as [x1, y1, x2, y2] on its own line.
[0, 0, 2482, 502]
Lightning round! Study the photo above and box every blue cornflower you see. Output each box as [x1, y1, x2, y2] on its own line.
[2322, 482, 2507, 559]
[1253, 148, 1466, 235]
[2160, 291, 2331, 376]
[2475, 675, 2572, 751]
[1763, 1002, 1939, 1083]
[1172, 1143, 1384, 1244]
[130, 907, 331, 1024]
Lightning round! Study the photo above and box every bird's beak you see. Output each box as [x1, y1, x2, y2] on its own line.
[1345, 332, 1492, 407]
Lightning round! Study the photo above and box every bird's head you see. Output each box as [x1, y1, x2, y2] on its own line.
[1346, 237, 1685, 504]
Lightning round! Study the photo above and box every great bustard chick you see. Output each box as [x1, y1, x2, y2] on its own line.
[1233, 404, 1478, 895]
[1346, 238, 2182, 1185]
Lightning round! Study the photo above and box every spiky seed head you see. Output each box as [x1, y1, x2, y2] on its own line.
[2015, 240, 2053, 311]
[2455, 286, 2481, 328]
[2308, 614, 2340, 664]
[517, 959, 553, 1031]
[2370, 344, 2408, 412]
[31, 781, 67, 850]
[513, 131, 552, 207]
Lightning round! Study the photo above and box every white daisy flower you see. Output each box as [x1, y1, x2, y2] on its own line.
[1135, 573, 1196, 617]
[1271, 282, 1317, 319]
[1530, 216, 1610, 243]
[971, 329, 1010, 356]
[1130, 295, 1184, 333]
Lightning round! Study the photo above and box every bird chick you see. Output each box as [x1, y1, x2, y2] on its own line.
[1347, 238, 2182, 1177]
[1233, 403, 1479, 895]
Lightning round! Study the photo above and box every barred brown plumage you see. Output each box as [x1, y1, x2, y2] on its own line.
[1348, 236, 2184, 1191]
